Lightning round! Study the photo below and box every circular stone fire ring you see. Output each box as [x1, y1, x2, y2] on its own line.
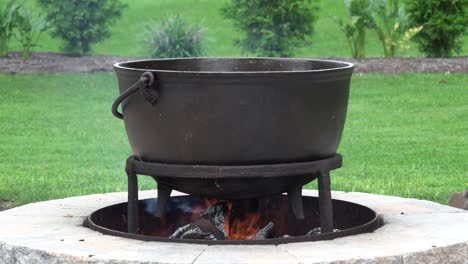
[0, 190, 467, 264]
[84, 195, 381, 245]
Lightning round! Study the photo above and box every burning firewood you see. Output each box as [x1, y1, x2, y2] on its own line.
[250, 222, 275, 240]
[169, 218, 226, 240]
[169, 201, 229, 240]
[200, 201, 229, 238]
[169, 201, 278, 241]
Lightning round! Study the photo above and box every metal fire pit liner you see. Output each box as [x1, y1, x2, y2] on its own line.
[84, 196, 381, 245]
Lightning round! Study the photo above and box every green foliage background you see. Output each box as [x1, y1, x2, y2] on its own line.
[0, 73, 467, 205]
[36, 0, 126, 55]
[0, 1, 467, 207]
[222, 0, 318, 56]
[3, 0, 467, 57]
[406, 0, 468, 57]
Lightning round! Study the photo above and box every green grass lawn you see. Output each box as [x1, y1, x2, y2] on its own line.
[0, 73, 466, 206]
[5, 0, 467, 58]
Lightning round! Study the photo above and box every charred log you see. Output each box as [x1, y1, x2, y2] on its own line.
[169, 218, 226, 240]
[169, 201, 229, 240]
[201, 201, 229, 238]
[250, 222, 275, 240]
[307, 227, 340, 235]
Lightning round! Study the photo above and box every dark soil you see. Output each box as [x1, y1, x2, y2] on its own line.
[0, 51, 467, 74]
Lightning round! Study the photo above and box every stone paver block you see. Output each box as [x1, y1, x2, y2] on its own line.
[194, 245, 301, 264]
[89, 241, 207, 264]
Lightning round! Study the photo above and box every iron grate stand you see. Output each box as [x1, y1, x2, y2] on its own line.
[125, 154, 341, 235]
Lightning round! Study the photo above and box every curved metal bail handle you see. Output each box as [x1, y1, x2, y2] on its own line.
[111, 72, 156, 119]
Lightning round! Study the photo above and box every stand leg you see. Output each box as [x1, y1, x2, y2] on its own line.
[258, 196, 270, 215]
[318, 171, 334, 233]
[154, 181, 172, 218]
[126, 157, 139, 234]
[288, 186, 305, 220]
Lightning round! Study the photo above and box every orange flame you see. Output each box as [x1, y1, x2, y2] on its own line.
[203, 198, 261, 240]
[225, 202, 260, 240]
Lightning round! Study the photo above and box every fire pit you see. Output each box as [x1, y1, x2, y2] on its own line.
[87, 57, 381, 243]
[1, 191, 467, 263]
[85, 195, 379, 244]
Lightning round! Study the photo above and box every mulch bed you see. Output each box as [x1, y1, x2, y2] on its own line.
[340, 57, 467, 74]
[0, 51, 467, 74]
[0, 52, 133, 74]
[0, 199, 12, 211]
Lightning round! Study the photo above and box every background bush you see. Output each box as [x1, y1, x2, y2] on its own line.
[222, 0, 318, 57]
[406, 0, 468, 57]
[144, 15, 204, 58]
[38, 0, 126, 56]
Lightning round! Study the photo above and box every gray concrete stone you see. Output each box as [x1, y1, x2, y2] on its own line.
[12, 246, 89, 264]
[0, 241, 15, 264]
[3, 231, 153, 261]
[89, 241, 208, 264]
[328, 192, 465, 214]
[319, 256, 403, 264]
[402, 242, 468, 264]
[194, 245, 301, 264]
[1, 241, 89, 264]
[0, 191, 467, 264]
[280, 212, 468, 264]
[301, 189, 465, 214]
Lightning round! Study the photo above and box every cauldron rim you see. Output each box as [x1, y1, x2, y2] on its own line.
[114, 57, 354, 75]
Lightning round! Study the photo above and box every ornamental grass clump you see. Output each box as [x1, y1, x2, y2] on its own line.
[144, 15, 205, 58]
[0, 0, 21, 57]
[369, 0, 422, 58]
[332, 0, 374, 59]
[334, 0, 422, 58]
[13, 5, 48, 60]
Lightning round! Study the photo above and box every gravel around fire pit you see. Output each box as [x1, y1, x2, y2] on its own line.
[0, 52, 467, 74]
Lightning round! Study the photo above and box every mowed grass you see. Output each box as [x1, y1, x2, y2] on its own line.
[0, 73, 467, 206]
[6, 0, 468, 57]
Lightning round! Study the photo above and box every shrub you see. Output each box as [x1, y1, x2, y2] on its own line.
[13, 5, 48, 60]
[222, 0, 318, 57]
[369, 0, 422, 58]
[0, 0, 21, 57]
[38, 0, 126, 56]
[144, 15, 204, 58]
[406, 0, 468, 57]
[333, 0, 374, 59]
